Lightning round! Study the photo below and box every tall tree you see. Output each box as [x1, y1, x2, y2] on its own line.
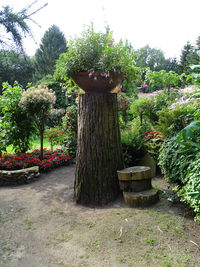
[0, 1, 47, 52]
[0, 50, 34, 87]
[135, 45, 169, 71]
[196, 36, 200, 51]
[179, 41, 197, 74]
[34, 25, 67, 79]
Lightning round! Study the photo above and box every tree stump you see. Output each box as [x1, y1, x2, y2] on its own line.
[117, 166, 159, 207]
[74, 93, 124, 205]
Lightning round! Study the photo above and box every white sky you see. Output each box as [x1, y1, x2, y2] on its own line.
[1, 0, 200, 59]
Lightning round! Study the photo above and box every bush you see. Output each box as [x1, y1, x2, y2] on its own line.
[0, 82, 36, 153]
[121, 120, 148, 167]
[177, 156, 200, 222]
[157, 96, 199, 137]
[159, 136, 198, 184]
[144, 131, 165, 162]
[159, 121, 200, 222]
[130, 97, 156, 125]
[45, 127, 66, 151]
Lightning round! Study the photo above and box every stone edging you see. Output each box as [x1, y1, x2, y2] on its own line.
[0, 166, 40, 186]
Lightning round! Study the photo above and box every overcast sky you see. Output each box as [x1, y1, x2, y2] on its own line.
[1, 0, 200, 59]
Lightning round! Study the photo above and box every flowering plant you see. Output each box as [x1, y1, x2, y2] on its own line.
[55, 25, 135, 85]
[45, 127, 66, 151]
[144, 131, 165, 161]
[0, 149, 71, 172]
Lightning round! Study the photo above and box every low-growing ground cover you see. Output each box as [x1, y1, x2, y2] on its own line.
[0, 149, 71, 172]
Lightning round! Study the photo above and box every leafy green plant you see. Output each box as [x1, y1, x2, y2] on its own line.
[130, 97, 156, 125]
[177, 155, 200, 223]
[145, 70, 182, 91]
[55, 24, 135, 86]
[121, 120, 148, 167]
[62, 92, 78, 159]
[158, 135, 198, 184]
[159, 120, 200, 222]
[19, 86, 56, 159]
[190, 50, 200, 85]
[0, 82, 36, 153]
[144, 131, 165, 162]
[45, 127, 66, 151]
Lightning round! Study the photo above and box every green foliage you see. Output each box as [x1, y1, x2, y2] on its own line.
[19, 86, 56, 159]
[0, 82, 36, 153]
[154, 89, 181, 112]
[118, 93, 135, 129]
[159, 120, 200, 222]
[144, 131, 165, 162]
[190, 50, 200, 86]
[135, 45, 169, 71]
[121, 120, 148, 167]
[36, 75, 67, 110]
[0, 2, 47, 52]
[34, 25, 67, 79]
[157, 95, 199, 137]
[179, 42, 198, 74]
[0, 50, 34, 87]
[130, 97, 156, 125]
[62, 92, 78, 158]
[45, 127, 66, 151]
[177, 157, 200, 222]
[145, 70, 183, 91]
[158, 136, 198, 184]
[55, 24, 135, 85]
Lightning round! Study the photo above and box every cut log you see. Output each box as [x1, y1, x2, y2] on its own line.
[117, 166, 151, 181]
[119, 179, 152, 192]
[123, 189, 159, 207]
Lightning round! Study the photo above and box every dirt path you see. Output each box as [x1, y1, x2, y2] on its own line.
[0, 165, 200, 267]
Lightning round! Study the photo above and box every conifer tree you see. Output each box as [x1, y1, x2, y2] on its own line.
[34, 25, 67, 79]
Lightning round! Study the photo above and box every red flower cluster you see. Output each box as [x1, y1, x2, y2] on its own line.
[144, 131, 161, 139]
[0, 149, 71, 172]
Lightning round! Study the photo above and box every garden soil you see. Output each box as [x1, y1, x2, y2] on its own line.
[0, 165, 200, 267]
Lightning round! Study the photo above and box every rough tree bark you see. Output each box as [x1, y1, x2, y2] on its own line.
[74, 93, 124, 205]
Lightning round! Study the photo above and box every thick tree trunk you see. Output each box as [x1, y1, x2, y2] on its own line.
[74, 93, 124, 205]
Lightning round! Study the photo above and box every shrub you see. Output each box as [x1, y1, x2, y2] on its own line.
[121, 120, 148, 167]
[159, 121, 200, 222]
[45, 127, 66, 151]
[130, 97, 156, 125]
[157, 95, 199, 137]
[0, 82, 36, 153]
[177, 156, 200, 223]
[144, 131, 165, 162]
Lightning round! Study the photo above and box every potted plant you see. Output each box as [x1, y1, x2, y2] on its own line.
[55, 25, 135, 93]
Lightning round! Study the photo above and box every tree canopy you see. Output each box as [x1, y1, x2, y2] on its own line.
[0, 1, 47, 52]
[34, 25, 67, 79]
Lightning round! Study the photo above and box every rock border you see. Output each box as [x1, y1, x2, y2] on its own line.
[0, 166, 40, 186]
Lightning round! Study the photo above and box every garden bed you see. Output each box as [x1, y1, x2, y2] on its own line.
[0, 149, 71, 185]
[0, 149, 71, 172]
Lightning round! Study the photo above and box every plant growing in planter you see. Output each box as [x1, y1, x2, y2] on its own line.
[55, 25, 135, 92]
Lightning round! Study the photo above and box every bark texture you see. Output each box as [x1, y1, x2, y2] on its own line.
[74, 93, 124, 205]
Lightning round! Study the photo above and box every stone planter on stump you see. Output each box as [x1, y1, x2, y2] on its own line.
[117, 166, 159, 207]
